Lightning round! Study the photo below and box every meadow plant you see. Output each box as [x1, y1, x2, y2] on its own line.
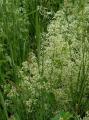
[1, 0, 89, 120]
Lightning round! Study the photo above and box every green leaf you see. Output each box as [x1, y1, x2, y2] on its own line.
[51, 111, 73, 120]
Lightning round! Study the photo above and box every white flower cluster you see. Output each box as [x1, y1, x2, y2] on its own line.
[17, 52, 53, 112]
[37, 5, 54, 19]
[40, 3, 89, 110]
[5, 2, 89, 114]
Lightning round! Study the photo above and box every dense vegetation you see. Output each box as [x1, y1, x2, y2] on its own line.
[0, 0, 89, 120]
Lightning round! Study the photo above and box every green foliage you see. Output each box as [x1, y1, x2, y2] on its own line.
[51, 111, 73, 120]
[0, 0, 89, 120]
[0, 91, 8, 120]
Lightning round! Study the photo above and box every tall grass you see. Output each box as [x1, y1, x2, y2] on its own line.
[0, 91, 8, 120]
[0, 0, 89, 120]
[65, 0, 89, 117]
